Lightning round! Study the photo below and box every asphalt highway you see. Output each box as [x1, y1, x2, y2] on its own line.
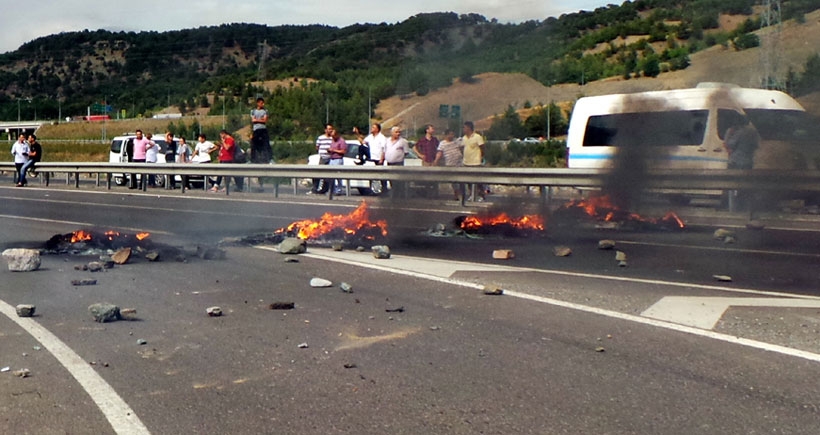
[2, 183, 820, 434]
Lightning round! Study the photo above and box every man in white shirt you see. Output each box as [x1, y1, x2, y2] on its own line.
[383, 126, 409, 166]
[356, 123, 388, 192]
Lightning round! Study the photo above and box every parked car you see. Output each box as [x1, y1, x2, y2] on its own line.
[109, 134, 204, 188]
[306, 140, 422, 195]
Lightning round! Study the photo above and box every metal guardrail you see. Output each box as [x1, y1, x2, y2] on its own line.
[3, 162, 820, 193]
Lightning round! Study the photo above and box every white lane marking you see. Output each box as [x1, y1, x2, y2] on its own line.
[260, 247, 820, 363]
[0, 300, 150, 434]
[0, 214, 172, 236]
[615, 239, 820, 258]
[291, 248, 820, 300]
[641, 296, 820, 329]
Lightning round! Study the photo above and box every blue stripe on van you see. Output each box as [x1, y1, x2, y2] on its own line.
[570, 154, 727, 163]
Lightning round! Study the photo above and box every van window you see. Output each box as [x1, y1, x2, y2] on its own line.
[744, 109, 819, 143]
[583, 110, 708, 147]
[111, 139, 124, 153]
[717, 109, 746, 139]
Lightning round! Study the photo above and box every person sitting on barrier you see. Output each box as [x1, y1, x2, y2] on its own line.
[23, 133, 42, 179]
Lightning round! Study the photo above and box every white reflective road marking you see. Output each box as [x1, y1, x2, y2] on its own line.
[641, 296, 820, 329]
[268, 247, 820, 364]
[0, 300, 150, 434]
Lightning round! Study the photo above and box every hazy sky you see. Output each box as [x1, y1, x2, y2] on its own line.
[0, 0, 612, 54]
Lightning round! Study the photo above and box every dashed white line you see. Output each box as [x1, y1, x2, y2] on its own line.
[270, 247, 820, 364]
[0, 300, 150, 434]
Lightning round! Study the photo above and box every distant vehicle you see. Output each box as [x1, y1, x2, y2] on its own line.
[513, 137, 543, 144]
[109, 134, 203, 188]
[567, 83, 820, 171]
[306, 140, 422, 195]
[83, 115, 111, 122]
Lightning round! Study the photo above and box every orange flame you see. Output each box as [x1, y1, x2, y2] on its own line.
[278, 201, 388, 240]
[460, 212, 545, 231]
[136, 232, 150, 241]
[563, 195, 685, 228]
[70, 230, 93, 243]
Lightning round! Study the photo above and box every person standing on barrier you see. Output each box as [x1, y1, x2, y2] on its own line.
[309, 123, 333, 194]
[129, 129, 150, 189]
[250, 97, 273, 192]
[434, 128, 464, 201]
[10, 134, 30, 187]
[461, 121, 486, 202]
[23, 133, 42, 179]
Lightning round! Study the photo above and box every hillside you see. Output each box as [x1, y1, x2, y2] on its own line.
[376, 8, 820, 132]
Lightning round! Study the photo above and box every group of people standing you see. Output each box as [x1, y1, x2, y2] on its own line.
[308, 120, 486, 201]
[10, 133, 42, 187]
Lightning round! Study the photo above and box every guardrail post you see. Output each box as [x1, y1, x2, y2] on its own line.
[95, 173, 100, 187]
[74, 172, 80, 189]
[292, 178, 297, 196]
[274, 182, 279, 198]
[106, 173, 112, 190]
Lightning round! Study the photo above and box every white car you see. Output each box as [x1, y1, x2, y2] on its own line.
[306, 140, 421, 195]
[109, 134, 204, 187]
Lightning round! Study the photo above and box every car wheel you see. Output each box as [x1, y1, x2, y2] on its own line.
[155, 175, 165, 188]
[114, 176, 126, 186]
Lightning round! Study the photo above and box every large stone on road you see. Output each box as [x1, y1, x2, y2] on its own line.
[2, 248, 41, 272]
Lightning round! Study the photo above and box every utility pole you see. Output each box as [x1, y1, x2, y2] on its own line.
[760, 0, 783, 89]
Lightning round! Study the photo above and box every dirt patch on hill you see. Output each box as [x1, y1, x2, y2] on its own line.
[375, 9, 820, 132]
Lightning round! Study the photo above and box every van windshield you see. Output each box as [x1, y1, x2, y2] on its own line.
[744, 109, 819, 144]
[583, 110, 708, 147]
[110, 139, 124, 153]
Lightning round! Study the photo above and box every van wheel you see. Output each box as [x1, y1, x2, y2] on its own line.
[114, 176, 126, 186]
[369, 180, 384, 196]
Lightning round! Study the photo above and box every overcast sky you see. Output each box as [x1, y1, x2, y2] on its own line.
[0, 0, 612, 54]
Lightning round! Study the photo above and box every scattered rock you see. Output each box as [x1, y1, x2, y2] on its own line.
[553, 246, 572, 257]
[595, 347, 606, 353]
[598, 240, 616, 250]
[284, 258, 299, 263]
[74, 264, 88, 271]
[269, 302, 295, 310]
[332, 243, 343, 251]
[278, 238, 307, 255]
[723, 236, 736, 244]
[483, 285, 504, 296]
[371, 245, 391, 259]
[196, 246, 226, 260]
[310, 277, 333, 288]
[492, 249, 515, 259]
[15, 304, 36, 317]
[746, 220, 765, 230]
[119, 308, 137, 319]
[356, 246, 366, 252]
[111, 248, 132, 265]
[144, 251, 160, 262]
[13, 369, 31, 378]
[343, 363, 357, 369]
[429, 326, 441, 331]
[88, 303, 121, 323]
[0, 367, 9, 372]
[206, 306, 223, 317]
[385, 306, 405, 313]
[713, 228, 735, 240]
[340, 282, 353, 293]
[87, 262, 104, 272]
[297, 342, 309, 349]
[615, 251, 627, 262]
[618, 261, 628, 268]
[71, 278, 98, 286]
[713, 275, 733, 282]
[2, 249, 41, 272]
[136, 339, 147, 345]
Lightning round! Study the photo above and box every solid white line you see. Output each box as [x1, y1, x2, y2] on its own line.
[0, 300, 150, 434]
[267, 247, 820, 364]
[0, 214, 172, 236]
[615, 239, 820, 258]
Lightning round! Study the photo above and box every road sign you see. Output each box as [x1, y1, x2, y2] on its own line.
[439, 104, 449, 118]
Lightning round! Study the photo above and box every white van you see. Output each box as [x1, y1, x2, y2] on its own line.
[109, 133, 178, 186]
[567, 83, 820, 171]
